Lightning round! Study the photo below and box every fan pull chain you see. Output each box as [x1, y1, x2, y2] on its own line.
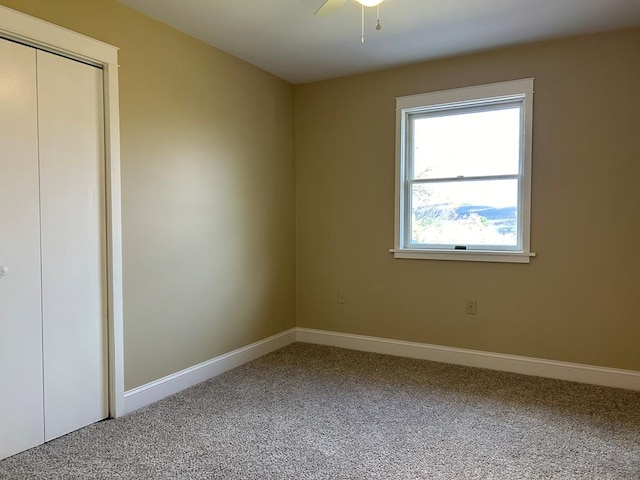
[361, 4, 365, 44]
[361, 3, 382, 44]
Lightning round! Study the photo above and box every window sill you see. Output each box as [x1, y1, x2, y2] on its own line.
[389, 248, 536, 264]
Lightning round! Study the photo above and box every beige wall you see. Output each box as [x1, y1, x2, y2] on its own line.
[0, 0, 296, 389]
[296, 28, 640, 371]
[2, 0, 638, 389]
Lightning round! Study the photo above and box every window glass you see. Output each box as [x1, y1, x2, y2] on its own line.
[412, 105, 521, 180]
[410, 179, 518, 247]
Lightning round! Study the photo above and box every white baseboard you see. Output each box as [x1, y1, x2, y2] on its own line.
[124, 326, 640, 414]
[296, 328, 640, 391]
[124, 328, 297, 414]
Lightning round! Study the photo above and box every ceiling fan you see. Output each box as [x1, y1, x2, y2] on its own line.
[315, 0, 385, 16]
[315, 0, 386, 43]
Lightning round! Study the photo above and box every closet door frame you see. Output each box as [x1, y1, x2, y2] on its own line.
[0, 5, 124, 418]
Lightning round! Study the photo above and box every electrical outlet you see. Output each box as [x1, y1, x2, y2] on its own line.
[466, 300, 477, 315]
[338, 290, 346, 304]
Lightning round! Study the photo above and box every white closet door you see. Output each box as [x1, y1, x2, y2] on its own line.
[37, 50, 108, 441]
[0, 39, 44, 459]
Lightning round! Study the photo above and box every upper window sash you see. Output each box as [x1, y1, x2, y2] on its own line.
[406, 100, 524, 182]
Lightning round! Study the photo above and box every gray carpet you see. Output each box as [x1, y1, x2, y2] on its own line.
[1, 343, 639, 479]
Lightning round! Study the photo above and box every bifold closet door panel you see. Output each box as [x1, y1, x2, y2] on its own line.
[0, 39, 45, 459]
[37, 50, 109, 442]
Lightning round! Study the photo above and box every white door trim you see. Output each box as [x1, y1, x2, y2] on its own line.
[0, 5, 125, 417]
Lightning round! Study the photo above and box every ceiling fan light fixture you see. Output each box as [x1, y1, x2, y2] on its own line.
[355, 0, 384, 7]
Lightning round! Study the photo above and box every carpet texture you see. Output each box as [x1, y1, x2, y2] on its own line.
[1, 343, 639, 479]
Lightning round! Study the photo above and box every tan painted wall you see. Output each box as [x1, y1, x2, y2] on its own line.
[2, 0, 637, 388]
[296, 28, 640, 371]
[0, 0, 296, 389]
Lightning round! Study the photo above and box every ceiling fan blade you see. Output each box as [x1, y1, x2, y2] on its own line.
[314, 0, 346, 16]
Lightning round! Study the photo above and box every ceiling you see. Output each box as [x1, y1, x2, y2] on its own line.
[117, 0, 640, 84]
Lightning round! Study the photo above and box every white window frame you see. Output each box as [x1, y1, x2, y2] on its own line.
[390, 78, 535, 264]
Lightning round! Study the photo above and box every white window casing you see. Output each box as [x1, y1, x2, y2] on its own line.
[391, 78, 536, 263]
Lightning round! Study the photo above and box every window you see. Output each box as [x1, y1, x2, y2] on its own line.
[391, 79, 535, 263]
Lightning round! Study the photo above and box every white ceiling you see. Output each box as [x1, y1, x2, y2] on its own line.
[117, 0, 640, 84]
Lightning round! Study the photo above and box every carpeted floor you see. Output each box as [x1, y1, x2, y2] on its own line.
[1, 343, 639, 479]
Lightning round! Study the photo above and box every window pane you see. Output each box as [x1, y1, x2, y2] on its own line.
[412, 105, 521, 179]
[411, 179, 518, 246]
